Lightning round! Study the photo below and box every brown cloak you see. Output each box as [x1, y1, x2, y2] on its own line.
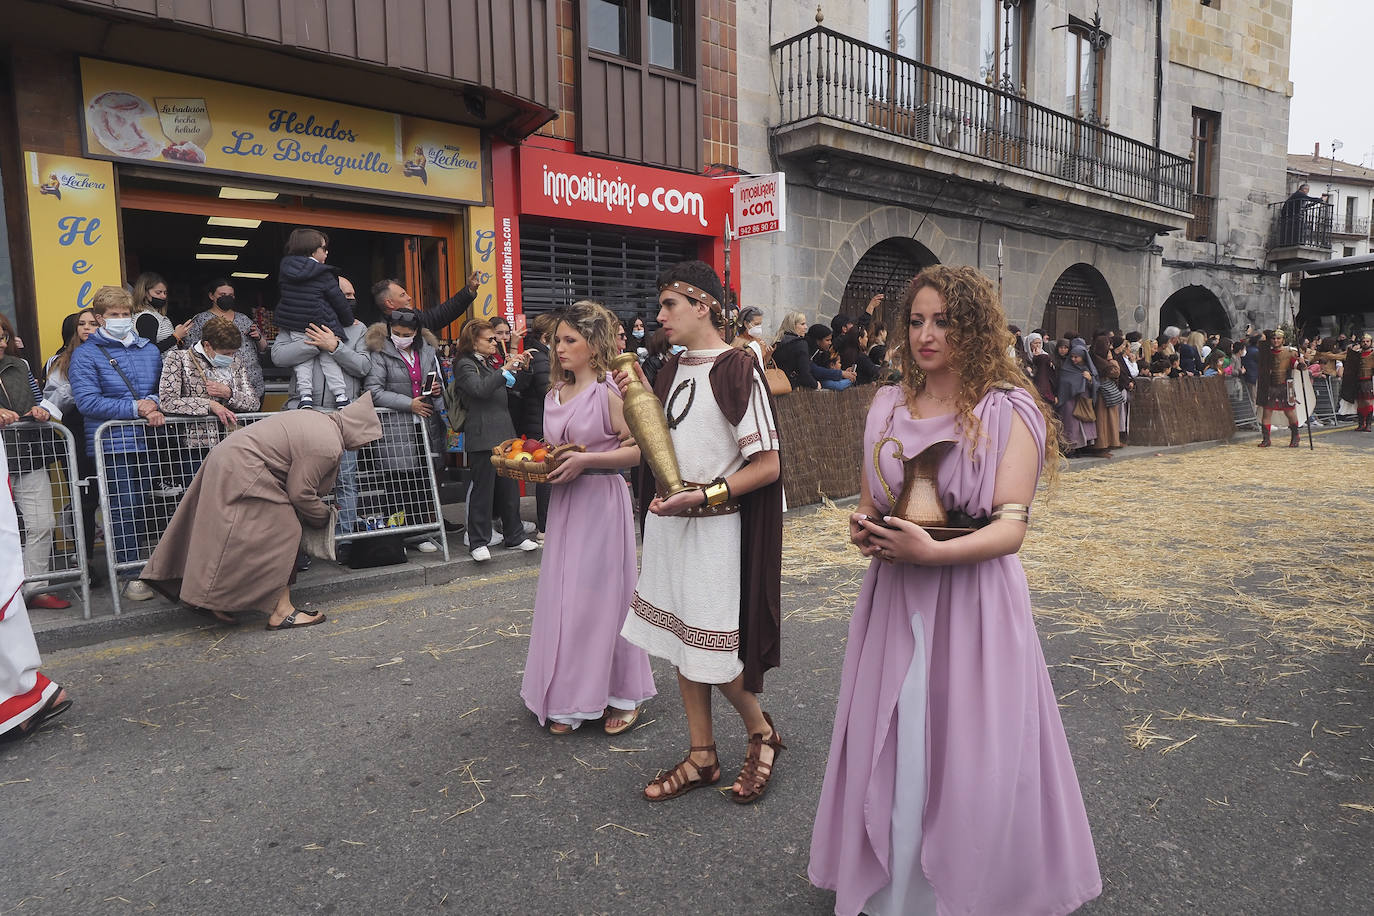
[141, 395, 382, 612]
[637, 348, 784, 693]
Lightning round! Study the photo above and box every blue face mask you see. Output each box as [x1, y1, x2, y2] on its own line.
[210, 353, 234, 369]
[632, 328, 645, 339]
[670, 344, 687, 355]
[104, 317, 134, 339]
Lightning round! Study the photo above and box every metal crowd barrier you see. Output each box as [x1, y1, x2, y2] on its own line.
[1307, 375, 1341, 426]
[3, 421, 92, 619]
[1225, 378, 1258, 430]
[94, 408, 448, 616]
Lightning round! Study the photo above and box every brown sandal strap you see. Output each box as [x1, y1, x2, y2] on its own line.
[645, 746, 721, 801]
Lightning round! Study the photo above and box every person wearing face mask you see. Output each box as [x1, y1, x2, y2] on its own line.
[186, 279, 266, 403]
[132, 272, 191, 353]
[732, 306, 769, 371]
[364, 308, 447, 553]
[68, 286, 167, 601]
[627, 315, 649, 361]
[159, 315, 260, 486]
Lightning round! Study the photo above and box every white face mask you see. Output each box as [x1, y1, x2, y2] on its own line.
[391, 333, 415, 350]
[747, 325, 766, 339]
[104, 317, 134, 339]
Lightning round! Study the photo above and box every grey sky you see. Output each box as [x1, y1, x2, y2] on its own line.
[1287, 0, 1374, 166]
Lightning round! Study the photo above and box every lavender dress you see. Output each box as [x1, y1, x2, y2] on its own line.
[809, 385, 1100, 916]
[520, 380, 656, 727]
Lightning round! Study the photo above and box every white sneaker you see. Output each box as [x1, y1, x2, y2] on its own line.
[470, 546, 491, 562]
[415, 540, 439, 553]
[155, 483, 185, 499]
[506, 538, 539, 552]
[122, 580, 155, 601]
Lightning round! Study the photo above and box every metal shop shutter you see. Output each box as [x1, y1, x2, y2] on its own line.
[519, 223, 698, 323]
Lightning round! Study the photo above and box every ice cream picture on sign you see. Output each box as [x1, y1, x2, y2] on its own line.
[86, 90, 206, 163]
[155, 97, 212, 162]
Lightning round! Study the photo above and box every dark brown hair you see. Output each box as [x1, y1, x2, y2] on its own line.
[285, 227, 329, 257]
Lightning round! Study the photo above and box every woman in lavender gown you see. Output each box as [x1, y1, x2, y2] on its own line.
[809, 266, 1101, 915]
[519, 301, 656, 735]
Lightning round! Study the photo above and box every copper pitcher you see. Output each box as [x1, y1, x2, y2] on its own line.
[874, 437, 955, 528]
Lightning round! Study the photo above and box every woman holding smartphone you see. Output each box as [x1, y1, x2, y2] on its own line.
[364, 307, 446, 552]
[520, 300, 655, 734]
[809, 266, 1099, 915]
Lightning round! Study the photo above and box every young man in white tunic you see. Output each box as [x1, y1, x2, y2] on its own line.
[618, 260, 785, 803]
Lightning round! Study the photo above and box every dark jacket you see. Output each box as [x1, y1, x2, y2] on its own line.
[1177, 342, 1202, 376]
[453, 352, 516, 452]
[69, 331, 164, 457]
[835, 331, 879, 384]
[773, 332, 818, 390]
[274, 255, 352, 335]
[413, 287, 478, 336]
[809, 346, 846, 383]
[363, 322, 443, 458]
[508, 340, 550, 439]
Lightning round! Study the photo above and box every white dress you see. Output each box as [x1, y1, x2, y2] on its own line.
[620, 348, 779, 684]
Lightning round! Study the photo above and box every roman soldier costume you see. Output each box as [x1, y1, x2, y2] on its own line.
[1255, 336, 1303, 447]
[1339, 336, 1374, 432]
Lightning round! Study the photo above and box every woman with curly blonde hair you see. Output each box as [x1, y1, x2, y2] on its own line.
[520, 300, 655, 734]
[810, 265, 1099, 915]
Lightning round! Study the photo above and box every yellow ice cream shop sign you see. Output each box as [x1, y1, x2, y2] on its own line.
[79, 58, 486, 204]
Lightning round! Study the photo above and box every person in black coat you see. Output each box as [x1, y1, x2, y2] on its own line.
[834, 327, 880, 385]
[371, 272, 483, 336]
[772, 311, 819, 390]
[508, 315, 554, 537]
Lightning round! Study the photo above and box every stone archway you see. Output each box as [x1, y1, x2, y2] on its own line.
[840, 237, 939, 332]
[821, 206, 950, 319]
[1039, 264, 1119, 340]
[1160, 285, 1232, 337]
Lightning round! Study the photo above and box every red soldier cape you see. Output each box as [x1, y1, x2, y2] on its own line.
[636, 347, 784, 693]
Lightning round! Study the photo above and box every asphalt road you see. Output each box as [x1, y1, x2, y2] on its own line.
[5, 436, 1372, 916]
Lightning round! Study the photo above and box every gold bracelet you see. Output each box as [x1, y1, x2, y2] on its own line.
[990, 502, 1031, 523]
[703, 478, 731, 508]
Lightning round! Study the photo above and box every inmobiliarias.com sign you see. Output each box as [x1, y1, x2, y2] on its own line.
[518, 147, 729, 235]
[732, 172, 786, 237]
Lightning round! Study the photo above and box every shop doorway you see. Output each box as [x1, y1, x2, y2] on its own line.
[118, 180, 461, 336]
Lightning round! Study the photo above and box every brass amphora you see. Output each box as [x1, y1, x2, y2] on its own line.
[874, 437, 955, 529]
[612, 352, 690, 497]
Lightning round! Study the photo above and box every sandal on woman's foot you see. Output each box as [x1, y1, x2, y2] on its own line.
[603, 706, 642, 736]
[266, 610, 326, 631]
[548, 721, 576, 735]
[643, 745, 720, 802]
[731, 712, 786, 805]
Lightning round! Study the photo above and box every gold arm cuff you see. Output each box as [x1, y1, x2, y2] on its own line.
[991, 502, 1031, 523]
[703, 479, 731, 508]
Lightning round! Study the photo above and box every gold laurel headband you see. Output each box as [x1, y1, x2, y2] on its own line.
[664, 281, 723, 315]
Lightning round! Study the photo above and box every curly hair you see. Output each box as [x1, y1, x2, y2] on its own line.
[893, 265, 1061, 485]
[201, 315, 243, 352]
[548, 300, 621, 390]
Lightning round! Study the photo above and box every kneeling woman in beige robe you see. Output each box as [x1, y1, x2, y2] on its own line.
[141, 394, 382, 629]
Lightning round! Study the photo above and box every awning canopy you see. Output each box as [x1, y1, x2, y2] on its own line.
[1297, 255, 1374, 325]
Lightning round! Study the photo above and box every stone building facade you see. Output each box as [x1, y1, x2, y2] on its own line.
[736, 0, 1293, 343]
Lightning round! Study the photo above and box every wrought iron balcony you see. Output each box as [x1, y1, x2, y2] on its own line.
[1270, 199, 1332, 250]
[772, 27, 1191, 211]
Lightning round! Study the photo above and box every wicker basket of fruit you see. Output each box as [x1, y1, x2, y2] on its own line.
[491, 437, 585, 483]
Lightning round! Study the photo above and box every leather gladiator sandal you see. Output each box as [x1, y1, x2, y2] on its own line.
[731, 712, 786, 805]
[643, 744, 720, 802]
[1289, 425, 1300, 447]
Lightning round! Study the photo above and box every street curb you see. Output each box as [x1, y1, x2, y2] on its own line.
[33, 545, 542, 654]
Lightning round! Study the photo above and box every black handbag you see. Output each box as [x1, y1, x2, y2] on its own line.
[344, 533, 408, 569]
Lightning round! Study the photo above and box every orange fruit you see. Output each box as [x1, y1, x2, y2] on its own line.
[530, 447, 548, 462]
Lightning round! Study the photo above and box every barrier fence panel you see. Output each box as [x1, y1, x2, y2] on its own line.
[95, 408, 447, 617]
[1309, 375, 1340, 425]
[1226, 378, 1258, 430]
[3, 420, 92, 619]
